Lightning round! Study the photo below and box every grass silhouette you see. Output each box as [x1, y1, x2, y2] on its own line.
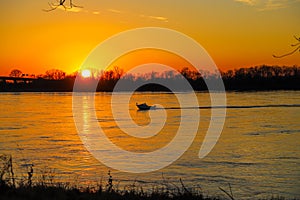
[1, 154, 299, 200]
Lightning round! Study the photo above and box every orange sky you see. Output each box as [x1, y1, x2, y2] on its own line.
[0, 0, 299, 76]
[107, 49, 195, 73]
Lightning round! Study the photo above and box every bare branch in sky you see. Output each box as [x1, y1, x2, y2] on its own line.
[43, 0, 82, 12]
[273, 36, 300, 58]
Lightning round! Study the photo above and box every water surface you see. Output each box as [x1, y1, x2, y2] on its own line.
[0, 91, 299, 199]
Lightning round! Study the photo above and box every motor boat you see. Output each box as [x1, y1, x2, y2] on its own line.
[136, 102, 155, 110]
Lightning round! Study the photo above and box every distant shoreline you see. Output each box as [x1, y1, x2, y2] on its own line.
[1, 65, 300, 92]
[1, 84, 300, 93]
[1, 87, 300, 93]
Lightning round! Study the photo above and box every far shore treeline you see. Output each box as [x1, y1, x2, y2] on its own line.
[0, 65, 299, 92]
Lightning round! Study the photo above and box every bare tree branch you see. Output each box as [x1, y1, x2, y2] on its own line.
[43, 0, 82, 12]
[291, 42, 300, 47]
[291, 36, 300, 47]
[273, 46, 300, 58]
[69, 0, 82, 8]
[273, 35, 300, 58]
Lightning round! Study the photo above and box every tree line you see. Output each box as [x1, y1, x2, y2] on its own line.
[1, 65, 300, 92]
[8, 69, 68, 80]
[220, 65, 300, 90]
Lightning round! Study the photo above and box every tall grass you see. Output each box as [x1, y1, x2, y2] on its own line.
[0, 154, 298, 200]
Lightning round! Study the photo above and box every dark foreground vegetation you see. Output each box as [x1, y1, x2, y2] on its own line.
[0, 65, 300, 92]
[2, 184, 296, 200]
[0, 154, 298, 200]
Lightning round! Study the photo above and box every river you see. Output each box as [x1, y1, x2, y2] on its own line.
[0, 91, 299, 199]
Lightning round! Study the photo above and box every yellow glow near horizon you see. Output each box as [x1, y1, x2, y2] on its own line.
[81, 69, 91, 78]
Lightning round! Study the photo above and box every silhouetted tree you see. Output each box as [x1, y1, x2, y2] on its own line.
[45, 69, 66, 80]
[112, 66, 124, 80]
[180, 67, 191, 79]
[66, 71, 78, 79]
[9, 69, 22, 77]
[2, 65, 300, 92]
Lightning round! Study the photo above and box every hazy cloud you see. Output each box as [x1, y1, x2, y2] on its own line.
[234, 0, 300, 10]
[139, 14, 169, 22]
[107, 8, 122, 13]
[235, 0, 257, 5]
[92, 11, 100, 15]
[148, 16, 168, 22]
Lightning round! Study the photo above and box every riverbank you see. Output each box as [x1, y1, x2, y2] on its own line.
[0, 154, 297, 200]
[0, 180, 297, 200]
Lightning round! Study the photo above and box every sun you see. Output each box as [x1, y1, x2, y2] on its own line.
[81, 69, 91, 78]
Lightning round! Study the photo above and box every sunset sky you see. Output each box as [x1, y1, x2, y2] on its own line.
[0, 0, 299, 76]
